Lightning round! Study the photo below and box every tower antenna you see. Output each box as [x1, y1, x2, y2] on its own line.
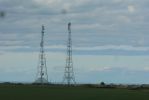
[63, 22, 76, 85]
[35, 25, 48, 84]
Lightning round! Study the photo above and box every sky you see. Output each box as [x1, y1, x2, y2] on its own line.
[0, 0, 149, 84]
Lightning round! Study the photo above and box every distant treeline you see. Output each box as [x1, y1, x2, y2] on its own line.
[0, 82, 149, 90]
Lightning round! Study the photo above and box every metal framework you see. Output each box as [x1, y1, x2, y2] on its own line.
[63, 22, 76, 85]
[35, 25, 48, 84]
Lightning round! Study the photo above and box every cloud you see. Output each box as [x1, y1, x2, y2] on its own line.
[45, 45, 149, 51]
[89, 67, 112, 72]
[143, 67, 149, 72]
[128, 5, 136, 13]
[1, 44, 149, 54]
[0, 51, 149, 83]
[113, 0, 123, 3]
[118, 15, 131, 23]
[84, 66, 149, 84]
[0, 0, 149, 55]
[75, 45, 149, 51]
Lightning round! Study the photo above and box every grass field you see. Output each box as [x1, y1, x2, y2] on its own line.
[0, 85, 149, 100]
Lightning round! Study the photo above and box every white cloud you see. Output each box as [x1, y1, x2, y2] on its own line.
[26, 45, 149, 52]
[89, 67, 112, 72]
[0, 46, 30, 50]
[113, 0, 123, 3]
[0, 0, 149, 54]
[143, 67, 149, 72]
[45, 45, 65, 49]
[0, 51, 149, 82]
[128, 5, 136, 13]
[118, 15, 131, 23]
[4, 43, 149, 53]
[74, 45, 149, 51]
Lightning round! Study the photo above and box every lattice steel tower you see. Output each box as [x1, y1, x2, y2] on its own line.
[35, 25, 48, 84]
[63, 22, 76, 85]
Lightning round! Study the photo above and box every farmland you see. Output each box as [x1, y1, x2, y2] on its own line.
[0, 84, 149, 100]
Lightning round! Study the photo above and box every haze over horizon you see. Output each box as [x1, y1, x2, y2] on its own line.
[0, 0, 149, 84]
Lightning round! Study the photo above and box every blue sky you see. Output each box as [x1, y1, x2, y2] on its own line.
[0, 0, 149, 84]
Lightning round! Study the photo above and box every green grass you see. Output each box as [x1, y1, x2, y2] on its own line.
[0, 85, 149, 100]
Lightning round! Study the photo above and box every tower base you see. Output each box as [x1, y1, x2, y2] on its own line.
[34, 78, 48, 84]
